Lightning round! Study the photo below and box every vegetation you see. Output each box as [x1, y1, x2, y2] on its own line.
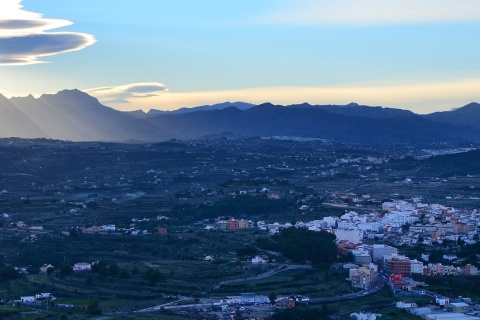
[170, 195, 295, 220]
[412, 274, 480, 298]
[256, 228, 337, 266]
[0, 265, 19, 281]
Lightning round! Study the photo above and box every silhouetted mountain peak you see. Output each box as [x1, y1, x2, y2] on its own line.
[9, 94, 36, 104]
[454, 102, 480, 111]
[38, 89, 104, 109]
[256, 102, 277, 108]
[147, 101, 255, 115]
[345, 102, 360, 107]
[423, 101, 480, 129]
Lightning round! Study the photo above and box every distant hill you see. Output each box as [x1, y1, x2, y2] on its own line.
[286, 102, 418, 119]
[420, 149, 480, 176]
[1, 90, 479, 143]
[146, 101, 255, 116]
[423, 102, 480, 129]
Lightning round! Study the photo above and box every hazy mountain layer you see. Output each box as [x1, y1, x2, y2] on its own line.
[1, 90, 479, 143]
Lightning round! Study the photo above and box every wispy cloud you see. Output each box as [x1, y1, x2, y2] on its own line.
[261, 0, 480, 25]
[0, 0, 95, 65]
[85, 83, 169, 104]
[93, 79, 480, 114]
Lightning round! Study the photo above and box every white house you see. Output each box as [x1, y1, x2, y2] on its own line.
[39, 264, 54, 273]
[35, 293, 52, 299]
[334, 229, 362, 244]
[73, 262, 92, 271]
[396, 301, 418, 309]
[443, 254, 457, 261]
[20, 296, 36, 303]
[101, 224, 116, 231]
[251, 256, 267, 264]
[436, 297, 450, 306]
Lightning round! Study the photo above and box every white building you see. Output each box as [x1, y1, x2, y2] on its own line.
[219, 293, 270, 305]
[20, 296, 36, 303]
[396, 301, 418, 309]
[101, 224, 116, 231]
[334, 229, 362, 244]
[73, 262, 92, 271]
[251, 256, 267, 264]
[372, 244, 398, 262]
[410, 259, 424, 274]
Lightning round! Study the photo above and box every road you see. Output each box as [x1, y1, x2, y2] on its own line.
[134, 297, 192, 313]
[303, 280, 386, 304]
[410, 287, 449, 301]
[211, 264, 312, 290]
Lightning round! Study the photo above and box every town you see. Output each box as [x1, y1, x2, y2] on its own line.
[1, 137, 480, 320]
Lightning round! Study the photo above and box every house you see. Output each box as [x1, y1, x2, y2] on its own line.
[294, 295, 309, 302]
[101, 224, 116, 232]
[156, 227, 168, 234]
[443, 254, 457, 261]
[251, 256, 268, 264]
[39, 264, 54, 274]
[14, 267, 28, 274]
[435, 297, 450, 306]
[276, 297, 295, 308]
[445, 302, 469, 313]
[20, 296, 36, 303]
[35, 293, 52, 300]
[73, 262, 91, 271]
[396, 301, 418, 309]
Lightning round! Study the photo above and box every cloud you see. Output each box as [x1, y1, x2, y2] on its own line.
[0, 0, 95, 65]
[261, 0, 480, 25]
[96, 79, 480, 114]
[85, 83, 169, 104]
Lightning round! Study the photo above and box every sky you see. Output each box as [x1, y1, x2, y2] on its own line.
[0, 0, 479, 113]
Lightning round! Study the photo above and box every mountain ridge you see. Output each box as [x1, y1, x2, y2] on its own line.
[1, 89, 479, 143]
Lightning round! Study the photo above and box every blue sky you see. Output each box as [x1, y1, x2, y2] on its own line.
[0, 0, 479, 113]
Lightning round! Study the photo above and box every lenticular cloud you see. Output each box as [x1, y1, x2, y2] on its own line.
[0, 0, 95, 65]
[86, 83, 169, 104]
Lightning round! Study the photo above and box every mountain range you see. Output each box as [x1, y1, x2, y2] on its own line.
[1, 89, 479, 144]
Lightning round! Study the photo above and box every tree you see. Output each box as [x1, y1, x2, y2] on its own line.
[0, 265, 20, 281]
[236, 246, 258, 258]
[268, 292, 276, 305]
[46, 266, 55, 275]
[144, 268, 164, 284]
[69, 228, 78, 237]
[132, 266, 139, 274]
[418, 235, 424, 243]
[86, 299, 101, 315]
[108, 263, 119, 276]
[320, 303, 329, 318]
[92, 261, 109, 276]
[256, 228, 337, 266]
[60, 265, 73, 277]
[119, 270, 130, 279]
